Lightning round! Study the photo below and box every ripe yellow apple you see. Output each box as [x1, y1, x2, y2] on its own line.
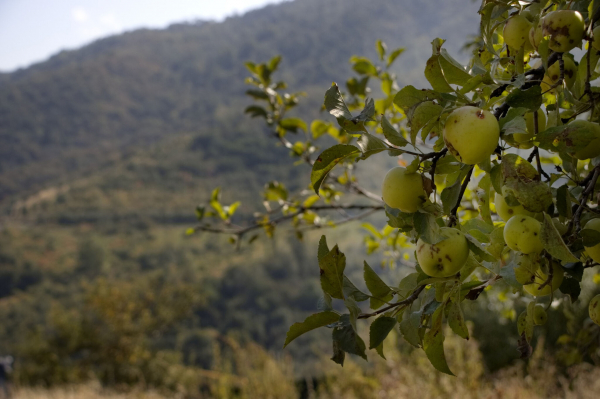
[504, 15, 532, 49]
[416, 227, 469, 278]
[504, 215, 544, 254]
[583, 218, 600, 263]
[533, 305, 547, 325]
[590, 294, 600, 326]
[523, 262, 564, 297]
[381, 167, 426, 213]
[541, 56, 577, 92]
[513, 109, 546, 149]
[593, 26, 600, 51]
[542, 10, 585, 53]
[494, 190, 535, 222]
[443, 107, 500, 165]
[567, 120, 600, 160]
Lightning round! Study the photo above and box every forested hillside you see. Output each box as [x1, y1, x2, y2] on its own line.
[0, 0, 479, 205]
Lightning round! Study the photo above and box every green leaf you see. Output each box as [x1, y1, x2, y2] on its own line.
[414, 212, 445, 244]
[408, 101, 443, 145]
[502, 116, 527, 136]
[559, 277, 581, 302]
[343, 276, 370, 302]
[500, 262, 523, 290]
[244, 105, 268, 118]
[387, 47, 405, 67]
[397, 273, 419, 299]
[400, 311, 422, 347]
[324, 83, 353, 121]
[423, 306, 454, 375]
[311, 144, 360, 194]
[393, 85, 441, 111]
[465, 234, 496, 263]
[385, 205, 414, 229]
[246, 88, 269, 100]
[540, 213, 578, 262]
[477, 174, 493, 224]
[332, 315, 367, 360]
[381, 116, 409, 147]
[501, 154, 552, 213]
[424, 55, 453, 93]
[355, 98, 376, 122]
[319, 245, 347, 300]
[350, 56, 378, 76]
[318, 235, 329, 261]
[364, 261, 393, 309]
[441, 178, 462, 215]
[345, 297, 361, 332]
[438, 48, 472, 86]
[448, 292, 469, 340]
[268, 55, 281, 72]
[331, 339, 345, 366]
[376, 40, 387, 61]
[311, 120, 333, 139]
[537, 123, 600, 158]
[505, 86, 543, 111]
[556, 185, 573, 219]
[490, 163, 503, 194]
[279, 117, 307, 133]
[369, 316, 397, 349]
[356, 132, 388, 159]
[284, 311, 340, 348]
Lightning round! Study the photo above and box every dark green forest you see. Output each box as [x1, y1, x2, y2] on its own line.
[4, 0, 582, 396]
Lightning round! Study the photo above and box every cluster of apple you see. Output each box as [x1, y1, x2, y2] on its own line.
[381, 101, 600, 323]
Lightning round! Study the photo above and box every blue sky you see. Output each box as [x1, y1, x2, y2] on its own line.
[0, 0, 287, 72]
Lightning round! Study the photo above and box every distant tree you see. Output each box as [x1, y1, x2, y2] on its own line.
[192, 1, 600, 374]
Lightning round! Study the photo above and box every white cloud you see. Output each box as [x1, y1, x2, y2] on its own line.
[71, 7, 88, 23]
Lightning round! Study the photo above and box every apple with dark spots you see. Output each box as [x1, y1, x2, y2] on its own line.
[542, 10, 584, 53]
[504, 215, 544, 254]
[416, 227, 469, 278]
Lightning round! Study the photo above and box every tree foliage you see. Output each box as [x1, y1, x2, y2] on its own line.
[194, 0, 600, 374]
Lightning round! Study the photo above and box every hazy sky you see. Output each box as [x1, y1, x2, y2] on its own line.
[0, 0, 287, 72]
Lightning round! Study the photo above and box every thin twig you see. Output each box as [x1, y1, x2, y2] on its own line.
[358, 285, 425, 319]
[449, 166, 474, 226]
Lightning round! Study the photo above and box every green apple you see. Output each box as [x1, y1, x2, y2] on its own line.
[590, 294, 600, 326]
[593, 26, 600, 51]
[494, 190, 535, 222]
[513, 109, 546, 149]
[416, 227, 469, 278]
[533, 305, 548, 325]
[583, 218, 600, 263]
[567, 120, 600, 160]
[504, 15, 532, 49]
[523, 262, 564, 297]
[381, 167, 426, 213]
[542, 10, 585, 53]
[504, 215, 544, 254]
[443, 107, 500, 165]
[541, 56, 577, 92]
[529, 21, 543, 50]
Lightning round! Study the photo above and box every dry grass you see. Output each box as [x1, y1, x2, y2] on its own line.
[10, 333, 600, 399]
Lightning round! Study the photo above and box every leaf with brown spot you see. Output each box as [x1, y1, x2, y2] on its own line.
[501, 154, 552, 213]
